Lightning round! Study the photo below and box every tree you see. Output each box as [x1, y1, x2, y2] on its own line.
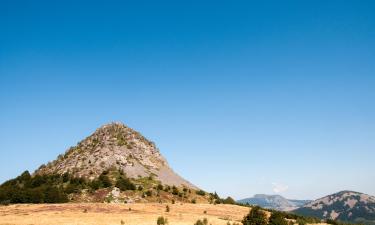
[115, 177, 135, 191]
[242, 206, 268, 225]
[269, 211, 288, 225]
[223, 196, 236, 204]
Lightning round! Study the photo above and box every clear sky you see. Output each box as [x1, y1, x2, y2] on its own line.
[1, 1, 374, 200]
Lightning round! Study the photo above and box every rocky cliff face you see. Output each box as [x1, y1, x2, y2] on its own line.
[35, 122, 196, 189]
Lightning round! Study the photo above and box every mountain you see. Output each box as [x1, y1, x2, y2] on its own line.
[0, 122, 219, 204]
[35, 122, 196, 189]
[293, 191, 375, 225]
[238, 194, 311, 211]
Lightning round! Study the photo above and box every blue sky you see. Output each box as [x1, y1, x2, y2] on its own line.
[1, 0, 374, 200]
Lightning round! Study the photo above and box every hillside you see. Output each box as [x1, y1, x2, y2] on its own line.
[35, 122, 195, 188]
[238, 194, 311, 211]
[0, 122, 219, 204]
[293, 191, 375, 225]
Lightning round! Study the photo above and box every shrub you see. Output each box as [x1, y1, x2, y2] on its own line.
[269, 211, 288, 225]
[196, 190, 206, 196]
[157, 184, 164, 190]
[166, 205, 170, 212]
[98, 173, 112, 188]
[242, 206, 268, 225]
[157, 216, 168, 225]
[191, 199, 197, 204]
[223, 196, 236, 204]
[115, 177, 136, 191]
[172, 186, 179, 195]
[194, 219, 204, 225]
[296, 218, 307, 225]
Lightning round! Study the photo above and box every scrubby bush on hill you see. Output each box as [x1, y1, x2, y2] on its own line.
[196, 190, 206, 196]
[269, 211, 288, 225]
[157, 216, 168, 225]
[242, 206, 268, 225]
[223, 196, 236, 204]
[115, 176, 136, 191]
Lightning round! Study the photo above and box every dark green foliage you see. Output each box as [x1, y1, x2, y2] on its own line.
[194, 219, 205, 225]
[196, 190, 206, 196]
[157, 184, 164, 190]
[267, 209, 320, 225]
[157, 216, 168, 225]
[145, 190, 153, 197]
[194, 218, 209, 225]
[172, 186, 179, 195]
[115, 176, 136, 191]
[98, 173, 112, 188]
[223, 196, 236, 204]
[0, 171, 69, 203]
[269, 211, 288, 225]
[242, 206, 268, 225]
[164, 185, 171, 192]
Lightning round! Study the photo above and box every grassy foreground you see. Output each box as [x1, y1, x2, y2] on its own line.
[0, 203, 250, 225]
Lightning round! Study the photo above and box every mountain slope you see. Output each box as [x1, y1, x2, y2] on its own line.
[238, 194, 311, 211]
[35, 122, 196, 189]
[293, 191, 375, 224]
[0, 122, 219, 204]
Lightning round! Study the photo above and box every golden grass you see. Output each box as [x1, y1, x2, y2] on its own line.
[0, 203, 250, 225]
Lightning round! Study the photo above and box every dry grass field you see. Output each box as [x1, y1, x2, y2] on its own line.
[0, 203, 250, 225]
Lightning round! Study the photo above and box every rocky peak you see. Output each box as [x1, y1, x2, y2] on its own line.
[35, 122, 196, 189]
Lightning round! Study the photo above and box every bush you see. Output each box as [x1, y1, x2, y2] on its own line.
[157, 184, 164, 190]
[196, 190, 206, 196]
[195, 219, 209, 225]
[242, 206, 268, 225]
[223, 196, 236, 204]
[172, 186, 179, 195]
[269, 211, 288, 225]
[166, 205, 170, 212]
[296, 218, 307, 225]
[115, 176, 136, 191]
[98, 174, 112, 188]
[157, 216, 168, 225]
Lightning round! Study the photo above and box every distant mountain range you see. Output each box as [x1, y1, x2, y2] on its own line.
[293, 191, 375, 225]
[237, 194, 311, 211]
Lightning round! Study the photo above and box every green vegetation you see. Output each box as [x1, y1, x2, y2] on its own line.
[242, 206, 268, 225]
[269, 211, 288, 225]
[194, 218, 208, 225]
[222, 196, 236, 204]
[115, 176, 136, 191]
[0, 171, 68, 204]
[157, 216, 168, 225]
[0, 169, 138, 204]
[196, 190, 206, 196]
